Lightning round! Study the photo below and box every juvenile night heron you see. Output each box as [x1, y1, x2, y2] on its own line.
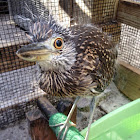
[16, 12, 117, 140]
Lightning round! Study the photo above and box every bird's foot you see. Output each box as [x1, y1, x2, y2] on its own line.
[50, 97, 80, 140]
[50, 120, 76, 140]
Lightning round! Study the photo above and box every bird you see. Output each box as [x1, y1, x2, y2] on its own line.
[16, 10, 117, 140]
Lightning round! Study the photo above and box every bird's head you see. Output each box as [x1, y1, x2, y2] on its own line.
[16, 19, 76, 71]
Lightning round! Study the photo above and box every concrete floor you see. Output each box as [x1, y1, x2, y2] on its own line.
[0, 121, 30, 140]
[0, 82, 130, 140]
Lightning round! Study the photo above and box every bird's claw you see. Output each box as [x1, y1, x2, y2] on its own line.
[50, 121, 76, 140]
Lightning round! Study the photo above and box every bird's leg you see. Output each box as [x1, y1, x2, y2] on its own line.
[50, 96, 80, 140]
[84, 90, 110, 140]
[84, 96, 98, 140]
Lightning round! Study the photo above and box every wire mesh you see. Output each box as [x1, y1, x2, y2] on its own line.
[0, 0, 139, 128]
[118, 24, 140, 69]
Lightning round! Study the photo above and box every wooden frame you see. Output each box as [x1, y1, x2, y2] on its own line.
[117, 0, 140, 29]
[115, 60, 140, 100]
[114, 0, 140, 100]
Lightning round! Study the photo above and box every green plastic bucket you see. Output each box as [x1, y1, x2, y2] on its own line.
[80, 98, 140, 140]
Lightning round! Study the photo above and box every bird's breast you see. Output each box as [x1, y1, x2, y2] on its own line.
[37, 68, 93, 97]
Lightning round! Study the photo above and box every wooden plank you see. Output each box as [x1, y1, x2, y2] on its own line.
[118, 60, 140, 75]
[27, 109, 57, 140]
[27, 97, 77, 140]
[117, 0, 140, 29]
[115, 60, 140, 100]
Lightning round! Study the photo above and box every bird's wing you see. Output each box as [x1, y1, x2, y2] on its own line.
[70, 25, 117, 92]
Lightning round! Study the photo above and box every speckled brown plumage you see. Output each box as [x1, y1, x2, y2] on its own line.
[34, 24, 117, 97]
[16, 14, 117, 98]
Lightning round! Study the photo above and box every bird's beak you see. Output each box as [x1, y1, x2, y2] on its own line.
[16, 43, 55, 62]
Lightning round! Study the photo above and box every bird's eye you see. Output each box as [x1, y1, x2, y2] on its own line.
[54, 38, 63, 49]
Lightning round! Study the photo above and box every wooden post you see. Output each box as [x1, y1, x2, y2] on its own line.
[114, 60, 140, 100]
[26, 97, 77, 140]
[27, 109, 57, 140]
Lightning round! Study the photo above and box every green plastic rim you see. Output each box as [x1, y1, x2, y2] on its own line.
[80, 98, 140, 140]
